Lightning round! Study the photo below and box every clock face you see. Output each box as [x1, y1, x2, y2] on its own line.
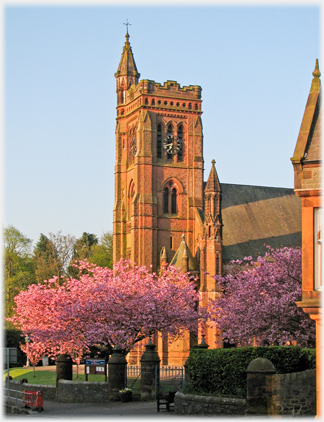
[163, 135, 182, 155]
[130, 137, 137, 156]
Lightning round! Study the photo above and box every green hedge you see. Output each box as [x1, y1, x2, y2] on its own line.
[188, 346, 316, 397]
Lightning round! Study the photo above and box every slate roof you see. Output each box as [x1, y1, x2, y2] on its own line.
[219, 183, 302, 261]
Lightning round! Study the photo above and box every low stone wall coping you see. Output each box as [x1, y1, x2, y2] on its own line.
[174, 391, 246, 415]
[176, 391, 245, 405]
[59, 380, 108, 386]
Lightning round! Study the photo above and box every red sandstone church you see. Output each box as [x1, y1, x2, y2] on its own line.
[113, 31, 302, 365]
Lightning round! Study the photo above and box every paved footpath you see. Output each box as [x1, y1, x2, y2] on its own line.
[6, 399, 195, 418]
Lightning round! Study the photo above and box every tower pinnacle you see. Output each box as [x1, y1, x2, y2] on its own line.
[311, 59, 321, 92]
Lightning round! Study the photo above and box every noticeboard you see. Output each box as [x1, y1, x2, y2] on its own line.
[3, 348, 17, 365]
[85, 358, 107, 382]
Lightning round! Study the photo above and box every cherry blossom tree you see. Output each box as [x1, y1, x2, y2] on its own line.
[20, 341, 46, 377]
[209, 246, 315, 347]
[9, 259, 205, 359]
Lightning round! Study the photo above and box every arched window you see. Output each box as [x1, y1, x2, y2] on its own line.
[188, 103, 192, 110]
[145, 98, 149, 105]
[157, 124, 162, 158]
[195, 247, 201, 266]
[163, 183, 178, 215]
[177, 125, 183, 162]
[163, 188, 169, 214]
[171, 188, 177, 214]
[128, 180, 135, 218]
[216, 254, 220, 274]
[195, 103, 198, 110]
[152, 98, 155, 106]
[208, 226, 211, 238]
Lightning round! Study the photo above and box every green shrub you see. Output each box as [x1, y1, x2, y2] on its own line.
[188, 346, 316, 397]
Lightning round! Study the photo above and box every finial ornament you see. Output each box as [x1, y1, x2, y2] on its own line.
[123, 19, 131, 35]
[211, 159, 216, 166]
[312, 59, 321, 79]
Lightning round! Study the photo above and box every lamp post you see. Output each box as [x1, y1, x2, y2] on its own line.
[25, 335, 30, 367]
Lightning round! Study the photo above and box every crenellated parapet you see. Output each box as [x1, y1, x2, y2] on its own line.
[116, 79, 202, 119]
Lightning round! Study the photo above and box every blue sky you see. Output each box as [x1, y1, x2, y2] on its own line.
[3, 3, 320, 245]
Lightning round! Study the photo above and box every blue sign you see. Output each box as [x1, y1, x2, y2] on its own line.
[85, 359, 105, 366]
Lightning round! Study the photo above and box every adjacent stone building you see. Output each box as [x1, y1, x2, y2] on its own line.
[292, 59, 322, 417]
[113, 31, 302, 365]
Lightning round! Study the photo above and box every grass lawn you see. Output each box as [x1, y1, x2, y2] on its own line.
[4, 367, 141, 392]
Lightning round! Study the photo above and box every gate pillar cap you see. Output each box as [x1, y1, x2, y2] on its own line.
[56, 354, 72, 362]
[246, 357, 276, 374]
[112, 345, 123, 353]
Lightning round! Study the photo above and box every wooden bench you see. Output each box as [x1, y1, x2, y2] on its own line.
[157, 391, 176, 412]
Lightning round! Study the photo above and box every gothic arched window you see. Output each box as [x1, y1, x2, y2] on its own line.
[157, 124, 162, 158]
[128, 180, 135, 218]
[163, 183, 178, 215]
[171, 188, 177, 214]
[177, 125, 183, 162]
[163, 188, 169, 214]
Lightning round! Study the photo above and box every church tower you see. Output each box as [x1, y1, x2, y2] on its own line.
[113, 30, 204, 273]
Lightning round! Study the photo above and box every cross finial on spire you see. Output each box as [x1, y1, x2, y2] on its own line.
[123, 19, 131, 35]
[211, 159, 216, 166]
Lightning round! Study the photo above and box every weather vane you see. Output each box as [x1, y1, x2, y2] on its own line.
[123, 19, 131, 34]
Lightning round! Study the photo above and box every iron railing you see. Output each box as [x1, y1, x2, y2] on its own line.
[3, 386, 24, 408]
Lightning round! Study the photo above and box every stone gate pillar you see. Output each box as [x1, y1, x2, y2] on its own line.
[140, 338, 160, 400]
[108, 345, 127, 400]
[56, 354, 73, 389]
[245, 357, 276, 416]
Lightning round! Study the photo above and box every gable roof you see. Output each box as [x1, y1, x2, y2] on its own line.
[220, 183, 302, 260]
[291, 59, 321, 165]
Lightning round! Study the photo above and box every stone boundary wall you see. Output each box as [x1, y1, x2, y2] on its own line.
[7, 380, 56, 400]
[56, 380, 110, 403]
[5, 403, 32, 415]
[271, 369, 316, 416]
[174, 391, 246, 415]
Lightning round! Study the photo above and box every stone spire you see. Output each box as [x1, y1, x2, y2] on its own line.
[115, 32, 140, 83]
[204, 160, 222, 217]
[205, 159, 221, 193]
[115, 30, 140, 105]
